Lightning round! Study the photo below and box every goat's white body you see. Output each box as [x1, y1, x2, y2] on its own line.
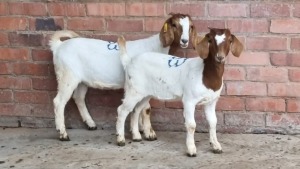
[117, 51, 223, 156]
[51, 33, 168, 140]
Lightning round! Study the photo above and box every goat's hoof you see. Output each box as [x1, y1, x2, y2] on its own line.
[187, 153, 197, 157]
[212, 149, 223, 154]
[59, 136, 70, 141]
[88, 126, 97, 130]
[145, 136, 157, 141]
[117, 141, 126, 146]
[133, 139, 142, 142]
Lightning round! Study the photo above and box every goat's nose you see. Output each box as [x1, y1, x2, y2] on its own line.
[217, 56, 224, 61]
[181, 39, 188, 44]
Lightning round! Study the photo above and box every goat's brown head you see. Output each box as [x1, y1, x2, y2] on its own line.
[159, 13, 196, 49]
[194, 28, 243, 63]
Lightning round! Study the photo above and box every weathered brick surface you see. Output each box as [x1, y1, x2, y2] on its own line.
[0, 0, 298, 133]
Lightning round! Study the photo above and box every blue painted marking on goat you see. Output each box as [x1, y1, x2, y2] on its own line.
[107, 42, 119, 50]
[168, 57, 188, 68]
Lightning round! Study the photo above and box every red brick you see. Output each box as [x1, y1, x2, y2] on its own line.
[168, 3, 205, 17]
[86, 92, 123, 107]
[223, 66, 245, 81]
[289, 69, 300, 82]
[268, 83, 300, 97]
[0, 48, 29, 61]
[0, 77, 31, 89]
[13, 63, 49, 76]
[208, 3, 247, 17]
[246, 98, 285, 112]
[107, 19, 143, 32]
[149, 99, 165, 109]
[266, 113, 300, 128]
[0, 103, 14, 116]
[193, 20, 225, 33]
[0, 63, 12, 75]
[0, 32, 8, 45]
[86, 3, 125, 16]
[145, 18, 165, 32]
[144, 3, 165, 16]
[9, 2, 46, 16]
[247, 37, 287, 51]
[225, 112, 265, 126]
[287, 99, 300, 113]
[32, 49, 53, 62]
[15, 91, 49, 104]
[271, 19, 300, 33]
[48, 3, 86, 16]
[0, 2, 8, 15]
[9, 33, 46, 47]
[32, 78, 57, 91]
[271, 53, 300, 67]
[67, 18, 104, 31]
[247, 67, 288, 82]
[216, 97, 245, 111]
[227, 19, 269, 33]
[227, 82, 267, 96]
[126, 2, 143, 16]
[228, 52, 270, 66]
[293, 4, 300, 17]
[0, 17, 27, 30]
[165, 101, 183, 109]
[29, 18, 64, 31]
[0, 90, 13, 103]
[250, 3, 290, 17]
[291, 38, 300, 50]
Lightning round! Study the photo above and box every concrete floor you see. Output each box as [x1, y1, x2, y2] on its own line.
[0, 128, 299, 169]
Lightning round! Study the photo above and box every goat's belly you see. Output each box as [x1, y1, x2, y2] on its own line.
[84, 81, 123, 89]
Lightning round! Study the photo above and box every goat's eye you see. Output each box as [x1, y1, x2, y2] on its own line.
[171, 23, 177, 28]
[190, 25, 194, 29]
[208, 39, 212, 43]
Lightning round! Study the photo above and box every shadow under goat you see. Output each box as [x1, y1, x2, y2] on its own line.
[49, 13, 197, 141]
[116, 28, 243, 157]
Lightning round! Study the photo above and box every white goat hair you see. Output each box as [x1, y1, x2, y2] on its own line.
[49, 13, 196, 141]
[116, 28, 243, 156]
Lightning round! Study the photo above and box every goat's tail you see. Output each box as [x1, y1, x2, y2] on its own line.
[49, 30, 80, 52]
[117, 36, 130, 70]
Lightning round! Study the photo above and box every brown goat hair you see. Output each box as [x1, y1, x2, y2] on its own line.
[159, 13, 197, 55]
[194, 28, 243, 91]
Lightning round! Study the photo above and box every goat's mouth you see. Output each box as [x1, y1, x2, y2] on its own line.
[180, 43, 189, 48]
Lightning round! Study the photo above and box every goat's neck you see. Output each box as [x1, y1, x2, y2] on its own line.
[202, 53, 225, 91]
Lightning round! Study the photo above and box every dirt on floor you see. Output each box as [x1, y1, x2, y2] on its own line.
[0, 128, 299, 169]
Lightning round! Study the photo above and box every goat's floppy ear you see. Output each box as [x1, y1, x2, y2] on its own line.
[159, 20, 174, 47]
[195, 35, 209, 59]
[231, 35, 243, 57]
[190, 24, 198, 49]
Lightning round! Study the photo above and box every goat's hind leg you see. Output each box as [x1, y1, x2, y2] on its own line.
[141, 102, 157, 141]
[73, 83, 97, 130]
[116, 92, 144, 146]
[53, 71, 80, 141]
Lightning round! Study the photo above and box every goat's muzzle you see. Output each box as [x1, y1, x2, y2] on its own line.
[180, 39, 189, 48]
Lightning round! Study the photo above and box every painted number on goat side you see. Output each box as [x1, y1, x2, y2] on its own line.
[107, 42, 119, 51]
[168, 57, 188, 68]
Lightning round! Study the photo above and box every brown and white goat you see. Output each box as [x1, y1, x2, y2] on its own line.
[116, 28, 243, 156]
[49, 13, 196, 141]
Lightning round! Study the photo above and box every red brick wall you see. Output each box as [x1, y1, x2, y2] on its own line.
[0, 0, 299, 134]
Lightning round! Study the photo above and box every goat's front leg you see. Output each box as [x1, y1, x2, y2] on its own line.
[204, 100, 222, 154]
[183, 101, 197, 157]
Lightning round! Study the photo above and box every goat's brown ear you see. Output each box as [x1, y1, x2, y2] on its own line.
[231, 35, 243, 57]
[159, 21, 174, 47]
[195, 35, 209, 59]
[191, 25, 198, 49]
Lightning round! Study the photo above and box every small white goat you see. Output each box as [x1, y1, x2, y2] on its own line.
[116, 28, 243, 156]
[49, 13, 196, 141]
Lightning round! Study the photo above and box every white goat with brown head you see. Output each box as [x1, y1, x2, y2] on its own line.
[116, 28, 243, 156]
[49, 13, 196, 141]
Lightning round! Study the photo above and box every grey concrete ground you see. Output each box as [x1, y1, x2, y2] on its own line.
[0, 128, 299, 169]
